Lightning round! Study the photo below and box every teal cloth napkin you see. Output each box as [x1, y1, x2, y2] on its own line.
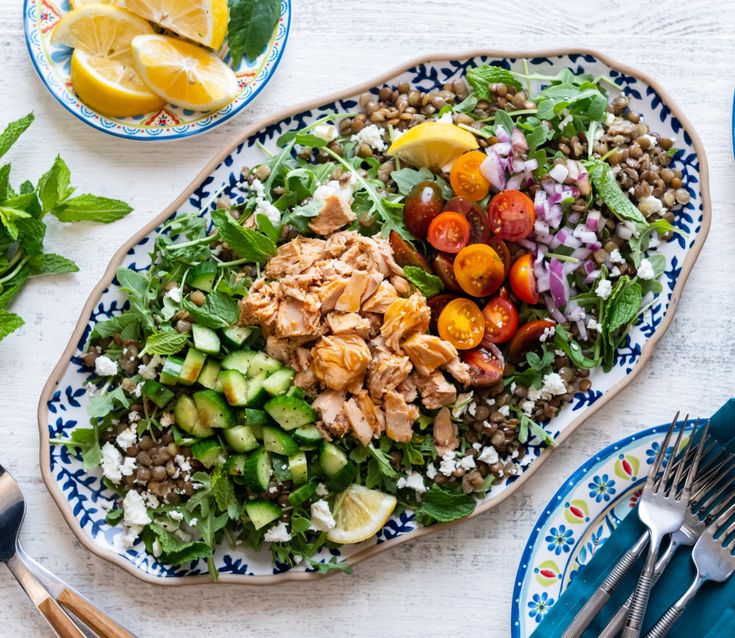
[535, 399, 735, 637]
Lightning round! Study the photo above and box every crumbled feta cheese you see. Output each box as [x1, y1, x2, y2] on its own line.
[128, 411, 141, 423]
[586, 318, 601, 332]
[637, 258, 655, 280]
[605, 112, 616, 126]
[648, 232, 661, 249]
[498, 405, 510, 417]
[123, 490, 151, 527]
[527, 372, 568, 401]
[268, 486, 278, 494]
[477, 446, 499, 465]
[160, 412, 175, 428]
[309, 500, 336, 532]
[458, 456, 476, 471]
[175, 455, 191, 473]
[315, 483, 328, 497]
[133, 382, 143, 398]
[151, 538, 162, 558]
[539, 326, 556, 343]
[436, 111, 454, 124]
[169, 510, 184, 522]
[264, 521, 292, 543]
[189, 518, 198, 527]
[426, 463, 438, 480]
[510, 382, 517, 394]
[293, 555, 304, 565]
[120, 525, 142, 549]
[451, 392, 474, 418]
[438, 450, 457, 476]
[166, 286, 182, 303]
[250, 178, 282, 226]
[313, 123, 337, 142]
[638, 195, 664, 216]
[116, 427, 137, 450]
[85, 382, 99, 397]
[467, 402, 477, 417]
[595, 279, 613, 300]
[610, 266, 621, 278]
[554, 349, 565, 357]
[608, 249, 625, 264]
[396, 471, 426, 494]
[351, 124, 386, 151]
[95, 355, 118, 377]
[120, 457, 136, 478]
[521, 400, 536, 415]
[472, 442, 482, 451]
[101, 443, 124, 483]
[138, 355, 162, 380]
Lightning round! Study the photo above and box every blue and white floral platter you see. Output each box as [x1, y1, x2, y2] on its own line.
[510, 421, 697, 637]
[38, 50, 710, 584]
[23, 0, 291, 141]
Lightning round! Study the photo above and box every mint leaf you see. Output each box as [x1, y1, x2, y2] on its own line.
[606, 279, 642, 334]
[146, 523, 213, 565]
[227, 0, 280, 66]
[16, 218, 46, 264]
[53, 194, 132, 223]
[588, 160, 648, 228]
[0, 265, 30, 309]
[142, 330, 189, 356]
[0, 310, 23, 341]
[0, 113, 34, 160]
[416, 484, 476, 523]
[467, 66, 522, 100]
[37, 155, 73, 214]
[390, 167, 435, 195]
[211, 208, 276, 262]
[403, 265, 443, 297]
[51, 426, 102, 470]
[31, 253, 79, 276]
[0, 206, 31, 240]
[88, 311, 141, 346]
[87, 386, 129, 419]
[182, 291, 239, 330]
[0, 164, 11, 201]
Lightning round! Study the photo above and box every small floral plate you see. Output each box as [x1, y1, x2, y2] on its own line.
[23, 0, 291, 141]
[510, 421, 696, 637]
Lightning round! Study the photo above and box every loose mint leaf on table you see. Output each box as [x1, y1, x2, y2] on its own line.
[0, 164, 12, 201]
[227, 0, 280, 66]
[142, 330, 189, 356]
[182, 291, 239, 329]
[0, 310, 24, 340]
[37, 155, 73, 214]
[53, 194, 133, 223]
[416, 484, 476, 524]
[211, 208, 276, 262]
[0, 113, 34, 159]
[31, 253, 79, 276]
[466, 66, 522, 99]
[403, 265, 443, 297]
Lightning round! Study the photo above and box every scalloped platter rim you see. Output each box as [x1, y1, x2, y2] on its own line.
[23, 0, 292, 141]
[37, 49, 711, 585]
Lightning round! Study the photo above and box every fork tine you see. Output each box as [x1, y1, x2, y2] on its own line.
[648, 413, 679, 489]
[690, 450, 733, 504]
[696, 473, 735, 515]
[682, 420, 709, 496]
[665, 416, 691, 493]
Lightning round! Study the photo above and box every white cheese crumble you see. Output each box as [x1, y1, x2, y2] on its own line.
[648, 232, 661, 249]
[309, 500, 336, 532]
[498, 405, 510, 417]
[264, 522, 292, 543]
[426, 463, 438, 480]
[123, 490, 151, 527]
[527, 372, 568, 401]
[586, 318, 601, 332]
[120, 457, 136, 478]
[521, 399, 536, 415]
[458, 456, 476, 471]
[101, 443, 124, 483]
[396, 471, 426, 494]
[169, 510, 184, 522]
[116, 427, 137, 450]
[608, 248, 625, 264]
[467, 402, 477, 417]
[160, 412, 175, 428]
[610, 266, 621, 278]
[436, 111, 454, 124]
[174, 455, 191, 473]
[166, 286, 182, 303]
[138, 355, 162, 380]
[638, 195, 664, 216]
[128, 411, 141, 423]
[539, 326, 556, 343]
[250, 178, 282, 226]
[637, 258, 655, 280]
[451, 392, 474, 418]
[313, 123, 337, 142]
[95, 355, 118, 377]
[595, 279, 613, 300]
[477, 446, 499, 465]
[438, 450, 457, 477]
[351, 124, 386, 151]
[315, 483, 328, 497]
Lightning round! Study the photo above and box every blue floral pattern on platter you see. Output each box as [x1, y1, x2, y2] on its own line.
[23, 0, 291, 141]
[40, 53, 708, 584]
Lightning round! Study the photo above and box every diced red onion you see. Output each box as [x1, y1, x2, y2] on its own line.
[582, 260, 597, 274]
[561, 189, 577, 201]
[511, 127, 528, 152]
[490, 142, 512, 156]
[544, 295, 567, 323]
[480, 152, 506, 191]
[567, 212, 581, 224]
[548, 258, 569, 307]
[576, 319, 588, 341]
[524, 158, 539, 171]
[506, 173, 524, 190]
[585, 210, 601, 232]
[571, 247, 592, 260]
[549, 163, 569, 183]
[566, 301, 586, 322]
[534, 219, 549, 235]
[615, 223, 634, 240]
[511, 157, 527, 173]
[534, 190, 549, 216]
[561, 232, 582, 249]
[536, 272, 550, 293]
[495, 125, 511, 144]
[584, 269, 601, 284]
[536, 232, 554, 245]
[566, 159, 581, 182]
[517, 238, 536, 251]
[562, 262, 578, 275]
[547, 204, 563, 229]
[574, 229, 598, 245]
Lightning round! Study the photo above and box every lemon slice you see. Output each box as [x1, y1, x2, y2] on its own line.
[326, 485, 397, 545]
[51, 4, 154, 58]
[71, 49, 165, 117]
[119, 0, 228, 49]
[68, 0, 114, 8]
[387, 122, 479, 171]
[131, 34, 238, 111]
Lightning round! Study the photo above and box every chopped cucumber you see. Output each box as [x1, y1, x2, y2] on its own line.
[193, 389, 235, 429]
[287, 386, 305, 399]
[142, 380, 174, 408]
[264, 395, 316, 431]
[171, 425, 199, 447]
[197, 360, 221, 390]
[240, 408, 269, 428]
[174, 395, 214, 438]
[243, 447, 272, 492]
[221, 326, 253, 350]
[324, 462, 357, 492]
[191, 438, 224, 468]
[288, 481, 316, 507]
[189, 262, 218, 292]
[220, 369, 248, 407]
[263, 368, 296, 396]
[262, 426, 299, 456]
[293, 425, 324, 447]
[319, 441, 349, 476]
[244, 500, 282, 530]
[289, 452, 308, 485]
[223, 425, 260, 453]
[245, 372, 268, 408]
[192, 324, 220, 355]
[248, 352, 283, 378]
[160, 356, 184, 385]
[179, 348, 207, 386]
[272, 454, 292, 483]
[224, 454, 248, 476]
[221, 350, 255, 376]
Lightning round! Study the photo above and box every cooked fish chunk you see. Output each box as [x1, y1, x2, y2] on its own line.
[266, 336, 298, 367]
[312, 334, 371, 391]
[433, 407, 458, 456]
[239, 279, 279, 330]
[318, 277, 349, 313]
[444, 356, 472, 385]
[396, 375, 418, 403]
[309, 195, 356, 235]
[383, 390, 418, 443]
[381, 293, 431, 351]
[402, 334, 458, 376]
[416, 371, 457, 410]
[360, 271, 385, 305]
[335, 271, 370, 313]
[275, 298, 321, 338]
[264, 236, 327, 278]
[344, 398, 373, 446]
[366, 348, 413, 400]
[361, 280, 399, 314]
[326, 312, 371, 338]
[354, 390, 385, 437]
[312, 389, 346, 426]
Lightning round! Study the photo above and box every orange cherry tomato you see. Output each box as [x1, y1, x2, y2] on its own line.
[427, 211, 471, 253]
[509, 253, 539, 305]
[450, 151, 491, 202]
[482, 296, 519, 344]
[437, 298, 485, 350]
[453, 244, 505, 298]
[488, 190, 535, 242]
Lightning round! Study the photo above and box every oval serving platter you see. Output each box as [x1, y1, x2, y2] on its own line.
[509, 421, 696, 637]
[23, 0, 291, 141]
[38, 50, 711, 585]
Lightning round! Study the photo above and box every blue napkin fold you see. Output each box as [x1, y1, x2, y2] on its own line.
[535, 399, 735, 637]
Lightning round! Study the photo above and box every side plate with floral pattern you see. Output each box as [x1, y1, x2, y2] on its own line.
[38, 50, 711, 585]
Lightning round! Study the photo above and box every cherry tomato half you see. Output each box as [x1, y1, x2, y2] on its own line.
[437, 298, 485, 350]
[450, 151, 491, 202]
[486, 236, 511, 274]
[461, 343, 505, 387]
[488, 190, 535, 242]
[482, 296, 519, 344]
[403, 181, 445, 239]
[389, 230, 431, 271]
[428, 211, 471, 254]
[432, 253, 463, 293]
[507, 319, 556, 361]
[427, 293, 456, 330]
[445, 196, 490, 244]
[509, 253, 539, 305]
[453, 244, 505, 298]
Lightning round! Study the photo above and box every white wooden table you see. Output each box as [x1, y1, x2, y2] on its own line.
[2, 0, 734, 635]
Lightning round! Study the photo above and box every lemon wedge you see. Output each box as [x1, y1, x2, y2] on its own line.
[131, 34, 238, 111]
[387, 122, 479, 171]
[71, 49, 165, 117]
[119, 0, 228, 49]
[326, 485, 397, 545]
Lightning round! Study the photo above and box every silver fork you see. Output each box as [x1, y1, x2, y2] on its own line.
[644, 496, 735, 637]
[621, 418, 707, 638]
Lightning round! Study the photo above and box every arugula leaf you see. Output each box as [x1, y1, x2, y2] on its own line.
[88, 312, 141, 345]
[142, 330, 189, 356]
[390, 167, 435, 195]
[31, 253, 79, 276]
[0, 310, 23, 341]
[105, 507, 124, 525]
[403, 265, 443, 297]
[453, 94, 478, 114]
[145, 523, 213, 564]
[508, 347, 555, 388]
[0, 113, 34, 160]
[211, 209, 276, 262]
[116, 267, 156, 332]
[552, 324, 600, 369]
[37, 155, 72, 214]
[227, 0, 280, 66]
[466, 66, 522, 99]
[52, 194, 133, 223]
[182, 291, 239, 329]
[367, 442, 397, 479]
[196, 509, 229, 547]
[305, 557, 353, 575]
[416, 484, 476, 523]
[588, 160, 648, 228]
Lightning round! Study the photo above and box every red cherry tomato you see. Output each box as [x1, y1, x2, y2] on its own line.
[453, 244, 505, 298]
[389, 230, 431, 271]
[445, 196, 490, 244]
[402, 181, 445, 238]
[432, 253, 463, 293]
[482, 296, 519, 344]
[450, 151, 490, 202]
[507, 319, 556, 361]
[427, 211, 471, 254]
[509, 253, 539, 305]
[461, 343, 505, 387]
[488, 190, 535, 242]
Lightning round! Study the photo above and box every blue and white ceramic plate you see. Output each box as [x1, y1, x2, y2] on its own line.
[23, 0, 291, 141]
[38, 50, 711, 584]
[510, 422, 696, 637]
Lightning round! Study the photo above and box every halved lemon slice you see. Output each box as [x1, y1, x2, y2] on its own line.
[51, 4, 154, 57]
[387, 122, 479, 172]
[69, 0, 114, 8]
[326, 485, 397, 545]
[131, 34, 238, 111]
[71, 49, 165, 117]
[119, 0, 228, 49]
